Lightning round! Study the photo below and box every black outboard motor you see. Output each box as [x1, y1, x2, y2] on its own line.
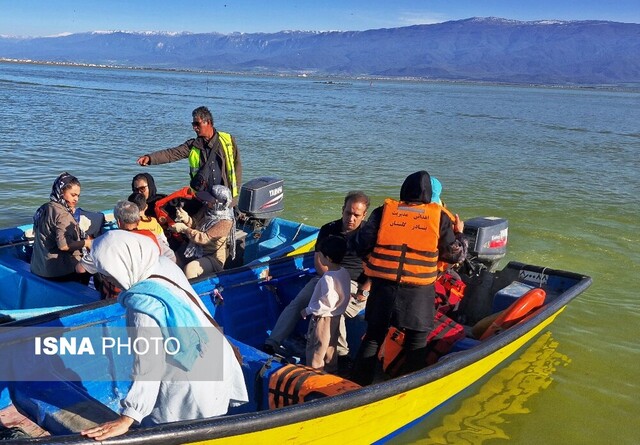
[463, 217, 508, 272]
[454, 217, 508, 325]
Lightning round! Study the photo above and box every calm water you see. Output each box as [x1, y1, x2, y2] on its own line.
[0, 62, 638, 444]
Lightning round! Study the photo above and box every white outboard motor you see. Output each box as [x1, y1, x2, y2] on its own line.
[463, 217, 508, 272]
[238, 177, 284, 220]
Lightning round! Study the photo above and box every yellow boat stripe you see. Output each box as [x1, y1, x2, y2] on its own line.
[187, 308, 565, 444]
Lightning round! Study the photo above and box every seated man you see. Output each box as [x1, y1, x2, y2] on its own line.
[263, 191, 372, 368]
[115, 200, 176, 262]
[78, 201, 176, 299]
[170, 184, 235, 280]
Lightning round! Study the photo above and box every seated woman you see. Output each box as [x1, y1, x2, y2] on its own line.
[131, 173, 166, 218]
[171, 184, 236, 279]
[80, 230, 248, 440]
[31, 172, 92, 283]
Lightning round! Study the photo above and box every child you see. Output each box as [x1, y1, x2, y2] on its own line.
[128, 192, 176, 262]
[128, 192, 164, 236]
[301, 235, 352, 372]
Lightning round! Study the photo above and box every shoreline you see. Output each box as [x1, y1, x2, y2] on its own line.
[2, 57, 639, 93]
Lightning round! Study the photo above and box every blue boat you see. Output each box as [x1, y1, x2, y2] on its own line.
[0, 178, 318, 323]
[0, 215, 592, 443]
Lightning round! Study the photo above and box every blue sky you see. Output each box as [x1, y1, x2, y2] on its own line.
[2, 0, 639, 37]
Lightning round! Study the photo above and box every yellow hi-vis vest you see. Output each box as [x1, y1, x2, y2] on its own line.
[188, 131, 238, 197]
[364, 198, 441, 286]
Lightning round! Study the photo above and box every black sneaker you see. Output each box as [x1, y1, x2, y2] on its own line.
[0, 426, 30, 440]
[261, 343, 276, 355]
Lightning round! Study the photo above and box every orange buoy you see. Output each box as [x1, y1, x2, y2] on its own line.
[480, 288, 546, 340]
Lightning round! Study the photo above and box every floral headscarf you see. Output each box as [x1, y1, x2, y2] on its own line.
[34, 172, 80, 227]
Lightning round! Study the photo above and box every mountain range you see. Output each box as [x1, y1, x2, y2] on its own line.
[1, 17, 639, 86]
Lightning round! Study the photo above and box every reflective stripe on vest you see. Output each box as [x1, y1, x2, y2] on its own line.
[187, 131, 238, 197]
[364, 198, 441, 286]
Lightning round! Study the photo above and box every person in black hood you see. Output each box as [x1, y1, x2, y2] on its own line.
[131, 173, 166, 218]
[349, 170, 467, 385]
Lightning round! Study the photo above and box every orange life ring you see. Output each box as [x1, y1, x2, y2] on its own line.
[480, 287, 546, 340]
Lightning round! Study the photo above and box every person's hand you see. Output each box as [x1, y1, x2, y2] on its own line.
[84, 237, 93, 249]
[454, 214, 464, 234]
[175, 207, 190, 224]
[172, 222, 189, 234]
[137, 155, 150, 166]
[81, 415, 135, 440]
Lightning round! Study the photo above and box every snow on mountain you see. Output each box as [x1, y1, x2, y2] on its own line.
[1, 18, 638, 85]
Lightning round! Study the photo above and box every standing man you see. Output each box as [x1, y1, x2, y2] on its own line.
[263, 191, 372, 368]
[136, 106, 242, 206]
[350, 171, 467, 385]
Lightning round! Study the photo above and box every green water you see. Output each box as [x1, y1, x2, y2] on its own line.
[0, 62, 638, 444]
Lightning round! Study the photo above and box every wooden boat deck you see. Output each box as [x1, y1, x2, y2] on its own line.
[0, 404, 49, 438]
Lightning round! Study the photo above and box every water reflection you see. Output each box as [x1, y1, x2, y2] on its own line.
[399, 331, 570, 444]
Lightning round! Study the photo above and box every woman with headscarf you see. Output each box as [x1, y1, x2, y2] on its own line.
[131, 173, 166, 218]
[171, 184, 236, 279]
[349, 171, 467, 385]
[31, 172, 92, 282]
[80, 230, 248, 441]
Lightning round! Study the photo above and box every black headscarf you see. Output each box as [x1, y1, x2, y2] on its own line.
[400, 170, 432, 204]
[131, 173, 158, 199]
[132, 173, 165, 217]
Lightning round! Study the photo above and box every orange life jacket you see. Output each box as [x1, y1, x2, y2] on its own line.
[268, 364, 360, 409]
[378, 312, 466, 377]
[131, 229, 160, 252]
[479, 288, 546, 340]
[364, 199, 441, 286]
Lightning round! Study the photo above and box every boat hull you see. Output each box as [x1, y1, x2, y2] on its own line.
[0, 256, 591, 444]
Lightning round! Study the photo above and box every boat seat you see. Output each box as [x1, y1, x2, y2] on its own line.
[0, 261, 100, 314]
[11, 380, 120, 435]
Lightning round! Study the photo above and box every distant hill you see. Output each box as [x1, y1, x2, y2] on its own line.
[1, 17, 639, 86]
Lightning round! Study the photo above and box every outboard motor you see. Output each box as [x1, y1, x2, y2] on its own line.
[463, 217, 508, 272]
[238, 177, 284, 220]
[454, 216, 508, 325]
[232, 177, 285, 267]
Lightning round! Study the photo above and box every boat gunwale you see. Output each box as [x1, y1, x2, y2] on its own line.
[5, 260, 592, 444]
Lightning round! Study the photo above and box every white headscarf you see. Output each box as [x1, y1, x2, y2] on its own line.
[85, 230, 191, 291]
[84, 229, 249, 422]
